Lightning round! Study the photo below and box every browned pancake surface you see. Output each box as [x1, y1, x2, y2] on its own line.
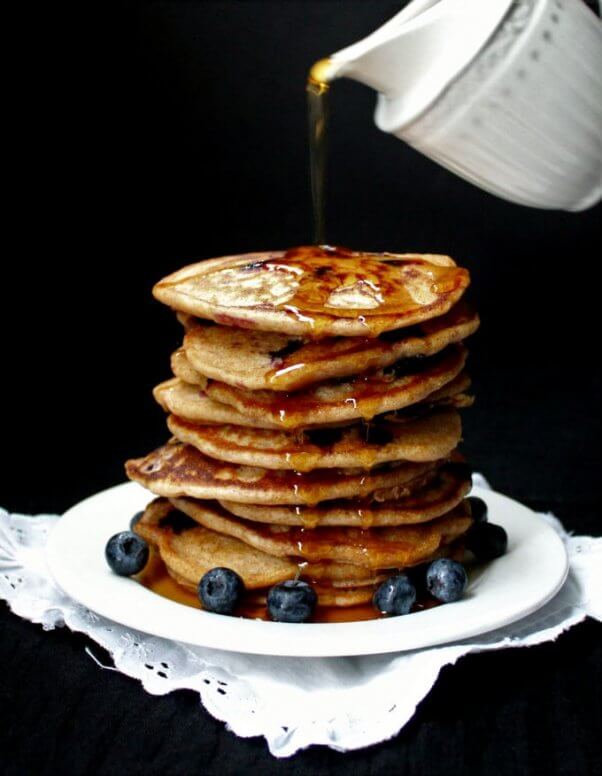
[135, 499, 383, 598]
[153, 246, 470, 338]
[206, 345, 467, 428]
[220, 462, 472, 527]
[167, 407, 461, 470]
[182, 301, 478, 391]
[172, 496, 472, 568]
[125, 440, 441, 504]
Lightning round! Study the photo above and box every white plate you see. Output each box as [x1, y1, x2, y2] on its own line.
[46, 482, 568, 657]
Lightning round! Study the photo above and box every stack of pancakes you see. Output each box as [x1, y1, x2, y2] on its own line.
[126, 246, 479, 612]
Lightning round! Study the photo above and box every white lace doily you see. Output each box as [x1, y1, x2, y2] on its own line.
[1, 475, 600, 758]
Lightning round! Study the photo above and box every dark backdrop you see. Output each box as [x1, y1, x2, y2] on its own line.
[2, 0, 600, 518]
[1, 2, 600, 774]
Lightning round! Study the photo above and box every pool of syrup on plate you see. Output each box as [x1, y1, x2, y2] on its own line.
[136, 550, 441, 623]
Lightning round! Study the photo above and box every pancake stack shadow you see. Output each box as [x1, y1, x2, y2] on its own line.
[126, 246, 480, 616]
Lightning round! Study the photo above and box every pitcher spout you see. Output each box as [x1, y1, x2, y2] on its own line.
[326, 0, 513, 130]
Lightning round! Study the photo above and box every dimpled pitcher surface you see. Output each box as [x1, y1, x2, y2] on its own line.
[326, 0, 602, 210]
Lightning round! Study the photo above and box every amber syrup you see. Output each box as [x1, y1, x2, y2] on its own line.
[307, 58, 332, 246]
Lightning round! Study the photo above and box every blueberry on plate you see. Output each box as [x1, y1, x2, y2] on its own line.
[129, 510, 144, 530]
[426, 559, 468, 603]
[198, 567, 245, 615]
[105, 531, 149, 576]
[267, 580, 317, 623]
[373, 574, 416, 616]
[467, 523, 508, 560]
[467, 496, 488, 524]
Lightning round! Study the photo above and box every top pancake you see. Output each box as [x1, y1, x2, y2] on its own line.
[153, 246, 470, 338]
[181, 300, 478, 392]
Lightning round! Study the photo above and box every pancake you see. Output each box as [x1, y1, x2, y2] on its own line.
[154, 373, 472, 429]
[153, 246, 470, 338]
[135, 497, 296, 589]
[220, 461, 471, 527]
[135, 499, 381, 598]
[167, 407, 462, 471]
[403, 371, 474, 411]
[172, 496, 472, 569]
[125, 440, 441, 505]
[177, 311, 198, 331]
[171, 348, 206, 386]
[205, 344, 467, 428]
[181, 301, 479, 391]
[153, 378, 281, 429]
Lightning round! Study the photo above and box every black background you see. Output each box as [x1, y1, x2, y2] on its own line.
[1, 1, 600, 774]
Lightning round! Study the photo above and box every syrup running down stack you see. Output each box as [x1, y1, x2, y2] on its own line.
[125, 245, 480, 621]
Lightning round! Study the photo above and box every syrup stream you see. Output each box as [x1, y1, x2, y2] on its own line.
[307, 59, 332, 246]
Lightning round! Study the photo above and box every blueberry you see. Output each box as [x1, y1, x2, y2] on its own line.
[373, 574, 416, 616]
[426, 559, 468, 603]
[105, 531, 149, 576]
[467, 496, 488, 524]
[267, 580, 317, 623]
[198, 567, 245, 615]
[129, 510, 144, 530]
[467, 523, 508, 560]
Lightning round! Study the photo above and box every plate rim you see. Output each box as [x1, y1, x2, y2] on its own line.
[46, 481, 569, 657]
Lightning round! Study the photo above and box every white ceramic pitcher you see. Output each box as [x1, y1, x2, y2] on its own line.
[321, 0, 602, 210]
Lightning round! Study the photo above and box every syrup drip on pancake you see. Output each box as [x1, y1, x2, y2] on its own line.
[167, 409, 462, 472]
[154, 247, 470, 339]
[128, 243, 479, 623]
[181, 300, 478, 392]
[185, 246, 467, 337]
[220, 461, 471, 529]
[171, 496, 471, 569]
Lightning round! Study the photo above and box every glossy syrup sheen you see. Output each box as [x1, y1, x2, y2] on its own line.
[266, 331, 417, 390]
[262, 466, 466, 529]
[237, 509, 472, 569]
[178, 245, 469, 341]
[307, 59, 331, 245]
[265, 301, 474, 390]
[244, 246, 462, 318]
[136, 551, 441, 623]
[209, 344, 466, 427]
[188, 419, 419, 474]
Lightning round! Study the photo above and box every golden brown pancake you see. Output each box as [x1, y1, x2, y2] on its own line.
[127, 245, 480, 619]
[206, 345, 467, 428]
[153, 246, 470, 338]
[153, 378, 281, 429]
[155, 372, 473, 430]
[181, 301, 479, 391]
[167, 407, 462, 471]
[172, 496, 472, 569]
[125, 440, 441, 505]
[171, 348, 206, 386]
[135, 497, 295, 589]
[396, 371, 474, 411]
[135, 499, 383, 599]
[220, 462, 471, 527]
